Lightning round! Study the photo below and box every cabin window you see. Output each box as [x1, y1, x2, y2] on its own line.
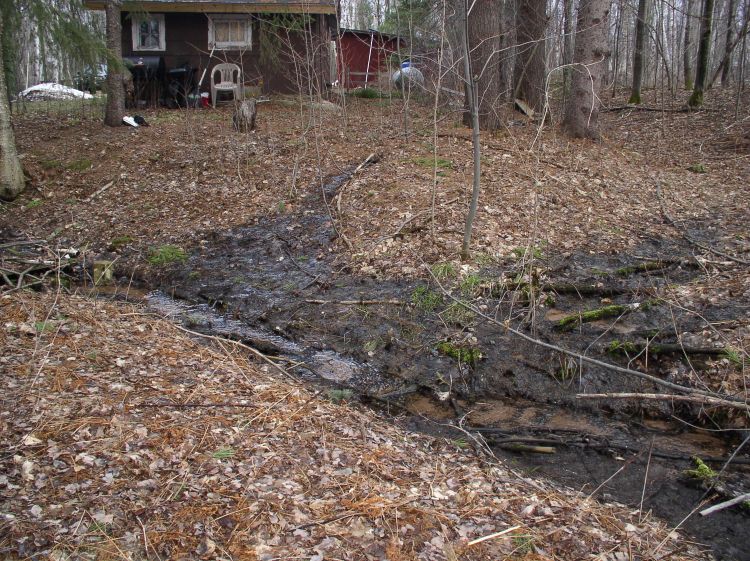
[131, 14, 165, 51]
[209, 16, 252, 50]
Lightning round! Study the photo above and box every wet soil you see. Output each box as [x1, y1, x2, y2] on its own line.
[114, 169, 750, 560]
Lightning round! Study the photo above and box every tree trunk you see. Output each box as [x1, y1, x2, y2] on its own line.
[721, 0, 737, 84]
[563, 0, 611, 139]
[104, 0, 124, 127]
[514, 0, 547, 112]
[684, 0, 696, 88]
[460, 0, 482, 259]
[688, 0, 715, 106]
[0, 8, 25, 201]
[463, 0, 501, 129]
[628, 0, 648, 103]
[563, 0, 576, 98]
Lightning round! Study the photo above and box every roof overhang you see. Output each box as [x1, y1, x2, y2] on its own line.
[83, 1, 336, 14]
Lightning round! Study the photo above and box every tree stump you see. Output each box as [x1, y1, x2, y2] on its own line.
[233, 99, 257, 132]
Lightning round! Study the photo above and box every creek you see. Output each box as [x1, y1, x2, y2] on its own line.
[116, 170, 749, 560]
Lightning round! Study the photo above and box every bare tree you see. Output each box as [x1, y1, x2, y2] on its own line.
[1, 9, 25, 200]
[720, 0, 737, 84]
[104, 0, 123, 127]
[563, 0, 611, 138]
[688, 0, 715, 106]
[563, 0, 577, 97]
[464, 0, 501, 129]
[628, 0, 648, 103]
[514, 0, 547, 111]
[684, 0, 696, 88]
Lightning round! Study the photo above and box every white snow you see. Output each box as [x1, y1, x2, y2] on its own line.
[18, 82, 94, 101]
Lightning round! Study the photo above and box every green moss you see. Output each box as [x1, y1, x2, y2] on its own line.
[40, 159, 63, 170]
[328, 388, 354, 403]
[147, 245, 187, 266]
[683, 456, 717, 481]
[413, 156, 453, 170]
[109, 235, 133, 249]
[411, 285, 442, 311]
[688, 89, 704, 108]
[459, 273, 483, 295]
[67, 158, 92, 172]
[722, 347, 744, 367]
[26, 198, 42, 209]
[437, 341, 482, 365]
[512, 245, 544, 260]
[688, 163, 707, 173]
[557, 304, 631, 331]
[441, 302, 475, 326]
[607, 340, 639, 354]
[431, 262, 457, 280]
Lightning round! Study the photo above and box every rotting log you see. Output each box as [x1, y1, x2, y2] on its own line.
[556, 302, 644, 331]
[606, 340, 726, 357]
[490, 281, 627, 299]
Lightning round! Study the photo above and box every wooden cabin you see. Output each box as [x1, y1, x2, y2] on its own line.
[84, 0, 337, 103]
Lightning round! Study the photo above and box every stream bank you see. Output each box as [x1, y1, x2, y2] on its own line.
[103, 170, 750, 560]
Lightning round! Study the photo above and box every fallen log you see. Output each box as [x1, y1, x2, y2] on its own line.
[576, 392, 750, 412]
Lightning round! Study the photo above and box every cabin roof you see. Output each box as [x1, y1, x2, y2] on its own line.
[83, 0, 336, 15]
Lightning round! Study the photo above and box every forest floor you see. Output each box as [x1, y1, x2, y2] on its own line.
[1, 87, 749, 560]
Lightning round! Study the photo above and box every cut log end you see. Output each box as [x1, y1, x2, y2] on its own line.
[233, 99, 257, 133]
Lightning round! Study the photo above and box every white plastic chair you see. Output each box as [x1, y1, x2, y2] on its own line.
[210, 63, 242, 108]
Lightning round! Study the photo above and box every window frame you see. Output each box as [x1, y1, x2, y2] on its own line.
[131, 13, 166, 52]
[208, 15, 253, 50]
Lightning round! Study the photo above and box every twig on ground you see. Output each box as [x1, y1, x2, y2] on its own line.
[699, 493, 750, 516]
[305, 298, 404, 306]
[171, 323, 299, 382]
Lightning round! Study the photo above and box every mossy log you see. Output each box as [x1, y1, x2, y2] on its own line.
[606, 340, 726, 357]
[490, 281, 626, 299]
[556, 303, 643, 331]
[615, 260, 674, 277]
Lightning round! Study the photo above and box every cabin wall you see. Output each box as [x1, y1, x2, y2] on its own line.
[121, 11, 332, 96]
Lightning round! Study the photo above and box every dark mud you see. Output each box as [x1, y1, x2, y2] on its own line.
[129, 170, 749, 560]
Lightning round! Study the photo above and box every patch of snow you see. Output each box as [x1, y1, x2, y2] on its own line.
[18, 82, 94, 101]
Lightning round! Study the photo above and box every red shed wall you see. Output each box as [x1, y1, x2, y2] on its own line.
[338, 33, 402, 88]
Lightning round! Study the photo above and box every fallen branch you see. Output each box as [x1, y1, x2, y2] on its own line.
[576, 393, 750, 412]
[424, 264, 747, 404]
[606, 340, 726, 357]
[85, 180, 115, 203]
[657, 182, 750, 265]
[466, 525, 522, 546]
[603, 105, 690, 113]
[171, 323, 298, 381]
[375, 196, 460, 246]
[0, 239, 45, 250]
[336, 152, 379, 215]
[305, 298, 404, 306]
[699, 493, 750, 516]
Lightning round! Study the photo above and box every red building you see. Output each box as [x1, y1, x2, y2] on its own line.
[338, 28, 404, 89]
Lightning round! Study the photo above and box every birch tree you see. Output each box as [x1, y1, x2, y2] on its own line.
[0, 8, 25, 201]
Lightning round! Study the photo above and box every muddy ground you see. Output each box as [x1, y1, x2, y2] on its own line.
[3, 89, 750, 559]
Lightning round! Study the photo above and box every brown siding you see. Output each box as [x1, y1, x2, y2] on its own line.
[122, 11, 331, 96]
